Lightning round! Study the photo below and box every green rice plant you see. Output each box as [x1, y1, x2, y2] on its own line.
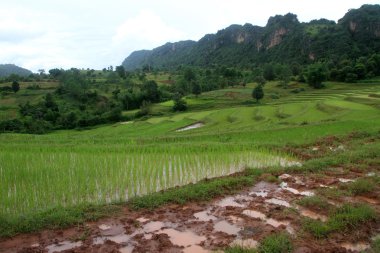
[0, 143, 295, 216]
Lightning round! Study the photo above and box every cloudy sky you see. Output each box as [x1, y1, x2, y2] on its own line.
[1, 0, 378, 72]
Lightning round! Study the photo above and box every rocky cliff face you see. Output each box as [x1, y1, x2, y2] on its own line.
[268, 28, 288, 49]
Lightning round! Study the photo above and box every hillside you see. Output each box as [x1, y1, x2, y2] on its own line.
[0, 64, 32, 77]
[122, 4, 380, 70]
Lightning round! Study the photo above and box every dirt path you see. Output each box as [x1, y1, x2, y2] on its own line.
[1, 167, 379, 253]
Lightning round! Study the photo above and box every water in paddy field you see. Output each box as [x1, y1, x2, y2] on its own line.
[176, 122, 204, 132]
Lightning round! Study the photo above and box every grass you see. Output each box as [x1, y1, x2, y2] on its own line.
[225, 232, 292, 253]
[297, 196, 331, 211]
[225, 246, 257, 253]
[298, 137, 380, 172]
[259, 233, 293, 253]
[341, 178, 376, 195]
[303, 204, 377, 238]
[371, 236, 380, 253]
[0, 204, 120, 238]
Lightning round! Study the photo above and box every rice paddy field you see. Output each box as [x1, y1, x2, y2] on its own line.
[1, 80, 379, 221]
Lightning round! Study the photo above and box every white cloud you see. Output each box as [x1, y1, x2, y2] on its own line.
[112, 10, 186, 47]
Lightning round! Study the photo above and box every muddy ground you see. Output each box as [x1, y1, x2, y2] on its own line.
[1, 138, 379, 253]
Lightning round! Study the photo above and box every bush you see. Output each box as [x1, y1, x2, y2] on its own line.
[270, 94, 280, 99]
[172, 95, 187, 112]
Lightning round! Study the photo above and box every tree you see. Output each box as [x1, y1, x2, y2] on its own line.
[112, 89, 120, 99]
[172, 93, 187, 111]
[254, 75, 266, 86]
[11, 81, 20, 93]
[306, 64, 327, 89]
[142, 80, 160, 102]
[49, 68, 63, 79]
[38, 69, 45, 75]
[278, 65, 292, 88]
[263, 64, 275, 81]
[115, 65, 126, 79]
[191, 82, 201, 97]
[44, 93, 57, 110]
[183, 68, 196, 82]
[252, 85, 264, 103]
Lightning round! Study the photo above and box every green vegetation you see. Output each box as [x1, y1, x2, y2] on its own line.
[225, 233, 292, 253]
[225, 246, 257, 253]
[252, 84, 264, 102]
[303, 204, 377, 238]
[297, 196, 331, 211]
[371, 236, 380, 253]
[0, 204, 120, 238]
[258, 233, 293, 253]
[0, 168, 262, 237]
[342, 178, 376, 195]
[1, 77, 379, 222]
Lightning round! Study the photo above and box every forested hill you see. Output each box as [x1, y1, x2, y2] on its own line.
[122, 4, 380, 70]
[0, 64, 32, 77]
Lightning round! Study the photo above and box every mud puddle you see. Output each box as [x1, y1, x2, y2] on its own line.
[214, 220, 241, 235]
[46, 241, 82, 253]
[340, 242, 370, 251]
[216, 196, 246, 208]
[193, 210, 217, 221]
[299, 208, 328, 222]
[160, 228, 206, 246]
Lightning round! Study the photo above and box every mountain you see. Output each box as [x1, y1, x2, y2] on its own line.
[0, 64, 32, 77]
[122, 4, 380, 70]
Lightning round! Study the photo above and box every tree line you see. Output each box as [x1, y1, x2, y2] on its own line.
[1, 53, 379, 134]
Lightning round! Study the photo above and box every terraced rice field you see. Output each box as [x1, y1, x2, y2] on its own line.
[0, 81, 379, 223]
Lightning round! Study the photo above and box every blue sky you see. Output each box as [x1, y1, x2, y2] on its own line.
[0, 0, 378, 72]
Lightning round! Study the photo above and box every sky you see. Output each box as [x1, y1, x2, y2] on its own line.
[0, 0, 378, 72]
